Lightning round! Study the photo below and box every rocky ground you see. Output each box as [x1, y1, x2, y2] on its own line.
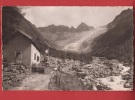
[96, 66, 131, 91]
[2, 56, 133, 91]
[48, 56, 133, 91]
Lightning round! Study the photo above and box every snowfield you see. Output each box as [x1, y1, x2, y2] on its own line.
[63, 27, 108, 53]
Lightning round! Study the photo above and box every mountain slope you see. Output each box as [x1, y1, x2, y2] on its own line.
[2, 7, 52, 54]
[91, 9, 133, 63]
[38, 22, 94, 50]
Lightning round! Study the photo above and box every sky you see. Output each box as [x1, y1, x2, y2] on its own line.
[22, 6, 132, 28]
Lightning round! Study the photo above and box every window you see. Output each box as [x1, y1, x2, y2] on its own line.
[15, 51, 21, 58]
[15, 51, 22, 64]
[34, 53, 36, 60]
[37, 56, 39, 62]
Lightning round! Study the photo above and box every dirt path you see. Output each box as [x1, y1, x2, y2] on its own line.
[11, 73, 53, 90]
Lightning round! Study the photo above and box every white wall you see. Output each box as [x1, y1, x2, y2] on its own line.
[31, 44, 41, 65]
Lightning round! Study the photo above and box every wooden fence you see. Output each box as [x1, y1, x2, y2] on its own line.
[55, 73, 72, 90]
[54, 71, 83, 90]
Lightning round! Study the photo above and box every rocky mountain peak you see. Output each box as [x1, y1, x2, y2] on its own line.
[77, 22, 94, 32]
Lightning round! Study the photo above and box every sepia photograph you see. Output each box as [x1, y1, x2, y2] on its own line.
[2, 6, 134, 91]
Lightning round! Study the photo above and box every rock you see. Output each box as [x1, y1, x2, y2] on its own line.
[124, 82, 131, 88]
[121, 73, 131, 80]
[76, 72, 87, 79]
[110, 77, 114, 82]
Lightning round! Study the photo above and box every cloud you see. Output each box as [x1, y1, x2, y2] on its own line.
[22, 6, 132, 28]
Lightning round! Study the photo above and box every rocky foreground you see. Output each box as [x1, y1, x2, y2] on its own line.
[2, 56, 133, 91]
[49, 56, 133, 91]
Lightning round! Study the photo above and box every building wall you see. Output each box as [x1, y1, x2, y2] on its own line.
[3, 34, 31, 66]
[31, 44, 41, 65]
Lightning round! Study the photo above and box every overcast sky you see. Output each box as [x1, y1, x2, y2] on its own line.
[22, 6, 132, 28]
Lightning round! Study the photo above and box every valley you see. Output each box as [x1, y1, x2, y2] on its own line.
[63, 27, 108, 53]
[2, 7, 134, 91]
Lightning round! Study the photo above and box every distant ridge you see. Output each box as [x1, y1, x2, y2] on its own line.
[38, 22, 94, 33]
[91, 9, 133, 63]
